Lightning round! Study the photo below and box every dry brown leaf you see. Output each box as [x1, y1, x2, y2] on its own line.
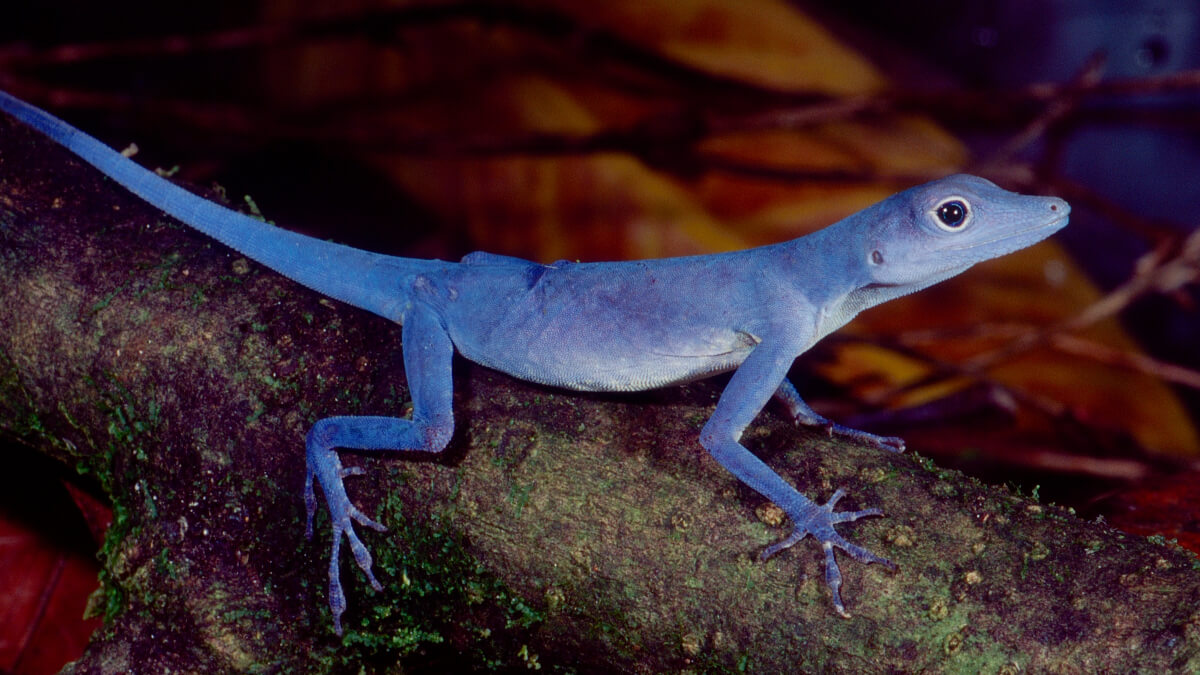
[386, 153, 748, 260]
[531, 0, 887, 94]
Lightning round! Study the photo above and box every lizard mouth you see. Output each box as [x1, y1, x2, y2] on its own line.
[943, 212, 1069, 254]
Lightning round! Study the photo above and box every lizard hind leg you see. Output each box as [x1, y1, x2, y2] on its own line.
[302, 305, 455, 635]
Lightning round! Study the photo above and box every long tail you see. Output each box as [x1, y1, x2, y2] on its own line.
[0, 90, 430, 321]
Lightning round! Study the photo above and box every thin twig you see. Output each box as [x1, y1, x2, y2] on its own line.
[1049, 334, 1200, 390]
[975, 53, 1107, 171]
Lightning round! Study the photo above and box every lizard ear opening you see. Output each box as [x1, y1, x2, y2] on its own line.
[870, 250, 884, 265]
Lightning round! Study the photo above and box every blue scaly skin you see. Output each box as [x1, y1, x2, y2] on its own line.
[0, 91, 1069, 633]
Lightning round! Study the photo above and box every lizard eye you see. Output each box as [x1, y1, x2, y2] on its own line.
[934, 199, 969, 231]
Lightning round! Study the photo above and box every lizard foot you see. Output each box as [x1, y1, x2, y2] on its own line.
[760, 488, 895, 618]
[305, 449, 387, 635]
[821, 421, 905, 453]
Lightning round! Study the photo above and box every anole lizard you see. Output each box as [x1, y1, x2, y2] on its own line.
[0, 90, 1069, 634]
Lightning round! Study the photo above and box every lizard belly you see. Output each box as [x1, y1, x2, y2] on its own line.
[458, 318, 758, 392]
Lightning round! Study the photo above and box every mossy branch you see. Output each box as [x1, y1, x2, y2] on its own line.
[3, 111, 1200, 674]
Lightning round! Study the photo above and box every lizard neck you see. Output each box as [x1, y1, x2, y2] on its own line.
[771, 215, 965, 342]
[830, 265, 968, 328]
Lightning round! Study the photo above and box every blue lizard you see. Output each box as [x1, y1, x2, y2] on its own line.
[0, 90, 1069, 634]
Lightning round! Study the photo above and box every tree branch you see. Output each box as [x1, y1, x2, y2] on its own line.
[3, 108, 1200, 673]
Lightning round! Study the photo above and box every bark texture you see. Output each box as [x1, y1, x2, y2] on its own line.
[3, 112, 1200, 674]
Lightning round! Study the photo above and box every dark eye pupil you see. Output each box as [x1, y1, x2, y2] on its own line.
[937, 201, 966, 227]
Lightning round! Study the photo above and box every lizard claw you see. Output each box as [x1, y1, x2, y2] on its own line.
[760, 488, 895, 617]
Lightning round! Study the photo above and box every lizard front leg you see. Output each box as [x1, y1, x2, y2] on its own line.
[774, 378, 906, 453]
[700, 345, 894, 617]
[303, 304, 454, 634]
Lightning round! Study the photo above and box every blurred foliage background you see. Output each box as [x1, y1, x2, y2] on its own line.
[3, 1, 1200, 670]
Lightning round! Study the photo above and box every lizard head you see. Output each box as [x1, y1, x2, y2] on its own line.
[861, 174, 1069, 288]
